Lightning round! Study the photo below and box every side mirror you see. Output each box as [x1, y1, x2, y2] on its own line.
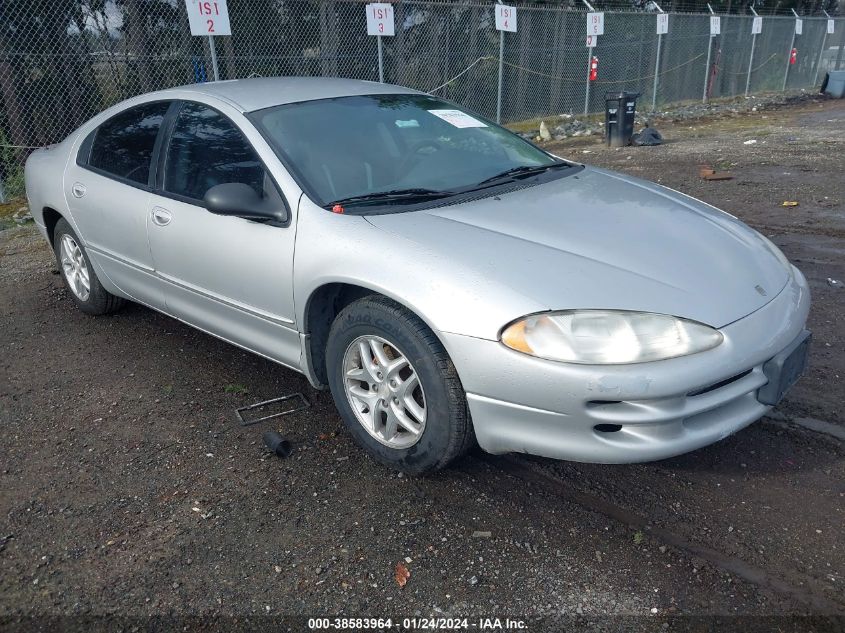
[203, 183, 287, 223]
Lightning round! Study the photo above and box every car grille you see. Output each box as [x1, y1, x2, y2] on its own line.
[584, 365, 769, 439]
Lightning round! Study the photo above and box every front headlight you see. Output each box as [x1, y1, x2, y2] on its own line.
[501, 310, 723, 364]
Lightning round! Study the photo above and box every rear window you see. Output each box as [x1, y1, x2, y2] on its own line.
[88, 101, 171, 185]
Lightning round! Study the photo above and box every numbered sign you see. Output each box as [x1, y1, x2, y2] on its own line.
[827, 19, 835, 34]
[366, 3, 395, 36]
[752, 16, 762, 35]
[586, 34, 598, 47]
[656, 14, 669, 35]
[587, 12, 605, 36]
[185, 0, 231, 36]
[794, 19, 802, 35]
[709, 16, 720, 36]
[495, 4, 517, 32]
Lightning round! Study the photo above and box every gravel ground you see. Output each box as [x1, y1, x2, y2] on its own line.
[1, 97, 844, 630]
[512, 91, 823, 142]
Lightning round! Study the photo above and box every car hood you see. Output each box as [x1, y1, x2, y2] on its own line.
[365, 166, 790, 329]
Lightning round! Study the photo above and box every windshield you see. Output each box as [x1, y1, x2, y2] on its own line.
[249, 94, 562, 210]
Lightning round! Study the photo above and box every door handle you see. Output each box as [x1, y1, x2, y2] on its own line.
[71, 182, 86, 198]
[151, 207, 172, 227]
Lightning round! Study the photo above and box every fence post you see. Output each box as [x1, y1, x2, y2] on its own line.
[745, 33, 757, 96]
[783, 10, 799, 91]
[813, 12, 831, 88]
[651, 5, 665, 112]
[703, 5, 715, 102]
[496, 30, 504, 123]
[377, 35, 384, 82]
[652, 34, 662, 110]
[745, 9, 758, 96]
[584, 44, 594, 116]
[208, 35, 220, 81]
[582, 0, 597, 116]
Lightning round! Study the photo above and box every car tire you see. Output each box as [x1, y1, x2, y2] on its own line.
[53, 218, 125, 315]
[326, 295, 475, 474]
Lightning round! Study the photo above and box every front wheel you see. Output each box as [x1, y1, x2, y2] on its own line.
[326, 296, 474, 474]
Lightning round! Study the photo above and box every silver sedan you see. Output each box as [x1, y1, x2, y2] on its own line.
[24, 78, 811, 474]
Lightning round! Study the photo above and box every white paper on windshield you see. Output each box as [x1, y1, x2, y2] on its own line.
[428, 110, 487, 128]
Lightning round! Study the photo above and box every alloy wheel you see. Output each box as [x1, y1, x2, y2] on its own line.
[342, 335, 427, 449]
[59, 233, 90, 301]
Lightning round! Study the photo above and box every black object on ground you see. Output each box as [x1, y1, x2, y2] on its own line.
[632, 127, 663, 146]
[605, 91, 640, 148]
[263, 430, 293, 458]
[821, 71, 845, 98]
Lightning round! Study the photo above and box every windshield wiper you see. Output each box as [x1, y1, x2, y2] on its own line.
[475, 162, 572, 186]
[326, 188, 455, 209]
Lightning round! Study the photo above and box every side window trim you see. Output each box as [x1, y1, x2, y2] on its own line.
[76, 129, 96, 167]
[152, 101, 183, 191]
[78, 99, 172, 192]
[155, 99, 291, 226]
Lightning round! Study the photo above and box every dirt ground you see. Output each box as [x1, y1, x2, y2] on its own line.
[1, 98, 844, 630]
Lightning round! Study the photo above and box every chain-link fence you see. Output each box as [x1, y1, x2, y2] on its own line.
[1, 0, 844, 199]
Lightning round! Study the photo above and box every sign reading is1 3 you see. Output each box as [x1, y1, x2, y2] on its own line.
[366, 3, 395, 36]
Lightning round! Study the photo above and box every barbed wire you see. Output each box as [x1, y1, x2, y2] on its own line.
[724, 52, 780, 75]
[427, 56, 495, 93]
[497, 52, 707, 85]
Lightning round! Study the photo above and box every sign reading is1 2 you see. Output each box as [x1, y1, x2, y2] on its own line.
[186, 0, 231, 36]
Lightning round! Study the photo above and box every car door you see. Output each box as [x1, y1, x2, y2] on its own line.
[146, 100, 300, 366]
[64, 100, 172, 309]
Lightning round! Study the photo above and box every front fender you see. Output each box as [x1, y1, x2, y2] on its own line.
[292, 198, 545, 341]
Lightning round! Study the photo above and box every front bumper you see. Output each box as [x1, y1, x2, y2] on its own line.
[442, 267, 810, 463]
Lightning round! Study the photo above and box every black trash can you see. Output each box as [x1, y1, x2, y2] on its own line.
[605, 92, 640, 148]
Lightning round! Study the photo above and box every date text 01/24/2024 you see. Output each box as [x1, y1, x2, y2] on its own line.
[307, 618, 528, 630]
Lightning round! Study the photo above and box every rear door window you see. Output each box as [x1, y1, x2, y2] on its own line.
[88, 101, 171, 186]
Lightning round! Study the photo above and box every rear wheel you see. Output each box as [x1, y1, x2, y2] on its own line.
[326, 295, 474, 474]
[53, 218, 124, 315]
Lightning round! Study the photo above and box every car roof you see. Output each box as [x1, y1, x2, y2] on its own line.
[159, 77, 422, 112]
